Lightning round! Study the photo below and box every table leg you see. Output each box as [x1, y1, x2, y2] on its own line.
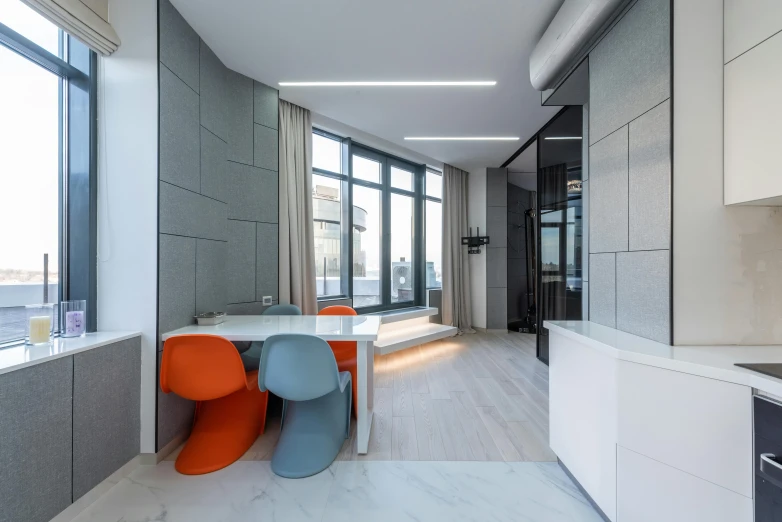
[356, 340, 374, 454]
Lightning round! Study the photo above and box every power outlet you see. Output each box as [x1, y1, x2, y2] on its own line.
[262, 296, 273, 306]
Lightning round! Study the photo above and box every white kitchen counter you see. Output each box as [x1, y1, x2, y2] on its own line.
[545, 320, 782, 397]
[0, 331, 141, 376]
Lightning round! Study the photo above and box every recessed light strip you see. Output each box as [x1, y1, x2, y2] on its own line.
[279, 81, 497, 87]
[544, 136, 582, 140]
[405, 137, 519, 141]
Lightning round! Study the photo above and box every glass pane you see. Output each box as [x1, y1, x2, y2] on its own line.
[352, 185, 381, 307]
[390, 166, 413, 191]
[426, 170, 442, 199]
[390, 194, 414, 303]
[313, 174, 341, 296]
[353, 154, 381, 184]
[0, 44, 61, 344]
[312, 133, 341, 173]
[426, 200, 442, 288]
[0, 0, 61, 56]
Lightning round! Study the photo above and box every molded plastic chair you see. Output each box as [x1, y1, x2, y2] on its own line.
[259, 334, 351, 478]
[318, 305, 359, 417]
[241, 304, 302, 371]
[160, 335, 269, 475]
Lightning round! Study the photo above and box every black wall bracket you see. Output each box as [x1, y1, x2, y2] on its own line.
[462, 227, 490, 254]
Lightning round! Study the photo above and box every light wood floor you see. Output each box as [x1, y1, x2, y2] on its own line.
[168, 331, 553, 463]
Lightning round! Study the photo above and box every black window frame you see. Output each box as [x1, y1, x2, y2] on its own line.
[312, 128, 426, 314]
[0, 19, 98, 346]
[424, 168, 443, 290]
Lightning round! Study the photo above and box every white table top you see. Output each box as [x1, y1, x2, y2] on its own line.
[0, 331, 141, 376]
[545, 320, 782, 397]
[161, 315, 382, 342]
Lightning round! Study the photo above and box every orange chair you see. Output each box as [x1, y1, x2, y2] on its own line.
[318, 305, 358, 417]
[160, 335, 269, 475]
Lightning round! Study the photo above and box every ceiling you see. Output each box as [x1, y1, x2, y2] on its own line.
[170, 0, 564, 171]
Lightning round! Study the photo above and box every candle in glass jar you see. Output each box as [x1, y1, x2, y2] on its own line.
[65, 310, 85, 336]
[29, 316, 51, 344]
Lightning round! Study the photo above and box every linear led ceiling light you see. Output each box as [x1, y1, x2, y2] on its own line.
[279, 81, 497, 87]
[544, 136, 582, 140]
[404, 137, 519, 141]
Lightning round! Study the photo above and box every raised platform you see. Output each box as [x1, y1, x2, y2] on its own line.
[369, 308, 457, 355]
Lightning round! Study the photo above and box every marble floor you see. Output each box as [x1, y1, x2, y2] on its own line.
[71, 460, 604, 522]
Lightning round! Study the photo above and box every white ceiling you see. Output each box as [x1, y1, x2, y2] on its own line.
[170, 0, 564, 171]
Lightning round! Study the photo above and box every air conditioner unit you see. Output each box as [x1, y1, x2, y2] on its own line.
[391, 262, 413, 300]
[529, 0, 625, 91]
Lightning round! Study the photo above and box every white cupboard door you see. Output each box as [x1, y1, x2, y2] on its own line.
[617, 360, 752, 497]
[617, 446, 752, 522]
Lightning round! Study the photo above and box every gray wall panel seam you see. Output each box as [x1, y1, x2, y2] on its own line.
[160, 180, 227, 205]
[159, 62, 198, 97]
[589, 97, 672, 148]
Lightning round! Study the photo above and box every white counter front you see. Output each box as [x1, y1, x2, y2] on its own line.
[544, 320, 769, 522]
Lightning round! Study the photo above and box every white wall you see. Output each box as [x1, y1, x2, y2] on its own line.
[311, 111, 444, 170]
[673, 0, 782, 345]
[468, 168, 487, 329]
[99, 0, 159, 452]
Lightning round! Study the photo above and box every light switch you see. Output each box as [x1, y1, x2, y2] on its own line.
[262, 296, 272, 305]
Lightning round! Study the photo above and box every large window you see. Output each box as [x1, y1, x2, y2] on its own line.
[0, 1, 97, 345]
[425, 169, 443, 289]
[312, 130, 426, 312]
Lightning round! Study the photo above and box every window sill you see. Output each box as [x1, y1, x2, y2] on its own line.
[317, 296, 350, 303]
[0, 331, 141, 376]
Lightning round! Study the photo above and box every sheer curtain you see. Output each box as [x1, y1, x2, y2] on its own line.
[278, 100, 317, 315]
[441, 164, 474, 333]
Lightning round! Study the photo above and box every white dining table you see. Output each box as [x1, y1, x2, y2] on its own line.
[161, 314, 381, 454]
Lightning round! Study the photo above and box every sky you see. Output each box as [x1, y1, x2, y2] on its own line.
[0, 0, 60, 274]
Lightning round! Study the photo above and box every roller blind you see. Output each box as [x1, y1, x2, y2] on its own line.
[22, 0, 120, 55]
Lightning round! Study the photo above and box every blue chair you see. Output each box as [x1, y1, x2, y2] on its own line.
[259, 334, 352, 478]
[240, 304, 302, 371]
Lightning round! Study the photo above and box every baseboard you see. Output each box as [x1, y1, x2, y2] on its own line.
[139, 431, 187, 465]
[557, 458, 611, 522]
[49, 455, 141, 522]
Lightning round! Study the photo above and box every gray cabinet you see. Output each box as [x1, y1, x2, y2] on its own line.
[0, 336, 141, 522]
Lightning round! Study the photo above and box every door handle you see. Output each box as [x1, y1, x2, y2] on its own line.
[760, 453, 782, 482]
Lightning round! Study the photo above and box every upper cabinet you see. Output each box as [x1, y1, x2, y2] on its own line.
[724, 1, 782, 206]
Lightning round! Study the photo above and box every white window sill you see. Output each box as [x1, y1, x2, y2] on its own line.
[0, 331, 141, 376]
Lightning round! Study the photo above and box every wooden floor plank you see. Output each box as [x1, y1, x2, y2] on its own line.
[392, 416, 419, 461]
[431, 399, 473, 461]
[477, 377, 530, 423]
[507, 420, 556, 462]
[451, 391, 504, 461]
[476, 406, 523, 461]
[412, 393, 447, 461]
[367, 387, 393, 460]
[393, 366, 415, 417]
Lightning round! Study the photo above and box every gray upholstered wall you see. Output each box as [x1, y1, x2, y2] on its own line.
[486, 167, 508, 330]
[587, 0, 671, 343]
[157, 0, 280, 450]
[0, 336, 141, 522]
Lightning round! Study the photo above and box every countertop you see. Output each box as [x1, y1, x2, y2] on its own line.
[545, 320, 782, 397]
[162, 314, 382, 342]
[0, 331, 142, 376]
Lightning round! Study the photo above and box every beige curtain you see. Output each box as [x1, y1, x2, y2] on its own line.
[22, 0, 120, 55]
[442, 164, 474, 333]
[278, 100, 318, 315]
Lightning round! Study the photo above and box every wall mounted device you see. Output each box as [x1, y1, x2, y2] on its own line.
[462, 227, 490, 254]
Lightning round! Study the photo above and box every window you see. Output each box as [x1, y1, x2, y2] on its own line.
[311, 129, 427, 312]
[425, 169, 443, 289]
[0, 1, 97, 345]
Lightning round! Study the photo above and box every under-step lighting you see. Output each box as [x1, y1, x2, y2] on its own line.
[279, 81, 497, 87]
